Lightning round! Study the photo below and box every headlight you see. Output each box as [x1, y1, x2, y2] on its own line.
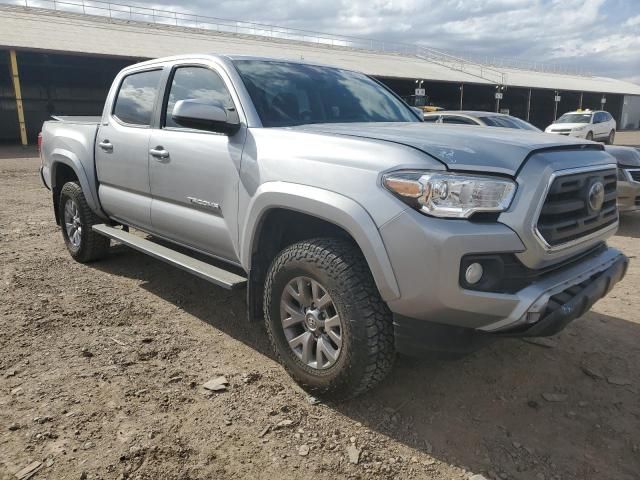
[383, 171, 516, 218]
[573, 125, 587, 131]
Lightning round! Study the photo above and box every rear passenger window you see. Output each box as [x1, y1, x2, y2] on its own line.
[442, 116, 476, 125]
[164, 67, 235, 129]
[113, 70, 162, 126]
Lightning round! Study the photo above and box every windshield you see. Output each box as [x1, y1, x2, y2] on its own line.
[479, 115, 541, 131]
[233, 60, 418, 127]
[556, 113, 592, 124]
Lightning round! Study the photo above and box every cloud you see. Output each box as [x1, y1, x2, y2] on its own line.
[140, 0, 638, 83]
[623, 15, 640, 28]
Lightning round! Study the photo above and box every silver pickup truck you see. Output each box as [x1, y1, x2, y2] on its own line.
[40, 54, 628, 399]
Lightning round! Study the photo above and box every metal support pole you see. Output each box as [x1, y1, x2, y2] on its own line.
[579, 92, 583, 109]
[526, 88, 531, 121]
[459, 84, 464, 110]
[9, 50, 28, 146]
[553, 91, 558, 121]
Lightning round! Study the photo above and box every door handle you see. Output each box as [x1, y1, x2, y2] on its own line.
[149, 147, 170, 159]
[98, 140, 113, 151]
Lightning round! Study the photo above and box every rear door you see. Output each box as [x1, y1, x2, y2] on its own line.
[95, 68, 163, 229]
[148, 63, 246, 262]
[593, 112, 608, 138]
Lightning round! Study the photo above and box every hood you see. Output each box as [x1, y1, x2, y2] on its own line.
[605, 145, 640, 167]
[293, 122, 598, 176]
[546, 123, 588, 130]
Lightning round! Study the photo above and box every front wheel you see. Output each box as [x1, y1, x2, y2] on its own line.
[264, 238, 395, 400]
[59, 182, 109, 263]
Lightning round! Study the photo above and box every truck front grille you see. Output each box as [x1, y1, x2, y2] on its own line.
[627, 169, 640, 182]
[536, 168, 617, 247]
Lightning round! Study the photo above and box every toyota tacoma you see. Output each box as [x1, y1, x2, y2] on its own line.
[40, 54, 628, 399]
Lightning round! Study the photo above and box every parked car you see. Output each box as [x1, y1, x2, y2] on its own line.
[423, 111, 541, 131]
[606, 146, 640, 213]
[402, 94, 444, 114]
[39, 54, 628, 399]
[545, 110, 616, 144]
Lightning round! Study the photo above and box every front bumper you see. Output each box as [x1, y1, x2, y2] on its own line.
[617, 179, 640, 212]
[393, 253, 627, 355]
[380, 204, 625, 329]
[380, 204, 628, 351]
[496, 254, 627, 337]
[545, 129, 588, 138]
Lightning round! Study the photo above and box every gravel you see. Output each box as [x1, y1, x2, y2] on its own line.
[1, 155, 639, 479]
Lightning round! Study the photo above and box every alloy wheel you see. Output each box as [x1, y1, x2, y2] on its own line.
[280, 276, 343, 370]
[64, 198, 82, 248]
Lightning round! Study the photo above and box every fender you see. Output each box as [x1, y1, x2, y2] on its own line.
[50, 148, 108, 219]
[240, 182, 401, 302]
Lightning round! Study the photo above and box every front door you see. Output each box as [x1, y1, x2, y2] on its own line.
[95, 68, 164, 230]
[148, 65, 245, 262]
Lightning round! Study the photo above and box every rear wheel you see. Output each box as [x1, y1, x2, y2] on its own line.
[59, 182, 109, 263]
[605, 130, 615, 145]
[586, 131, 594, 141]
[264, 238, 395, 400]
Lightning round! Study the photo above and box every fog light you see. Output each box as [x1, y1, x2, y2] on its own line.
[465, 262, 484, 284]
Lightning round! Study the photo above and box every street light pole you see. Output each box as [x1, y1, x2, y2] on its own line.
[553, 90, 561, 120]
[495, 85, 504, 113]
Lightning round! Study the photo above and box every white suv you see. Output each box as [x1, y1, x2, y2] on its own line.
[545, 110, 616, 144]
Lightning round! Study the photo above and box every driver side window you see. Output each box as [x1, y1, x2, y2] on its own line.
[164, 66, 235, 129]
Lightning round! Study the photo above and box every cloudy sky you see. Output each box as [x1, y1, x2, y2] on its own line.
[139, 0, 639, 82]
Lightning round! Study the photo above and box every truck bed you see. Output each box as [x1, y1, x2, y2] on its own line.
[50, 115, 102, 124]
[40, 117, 100, 209]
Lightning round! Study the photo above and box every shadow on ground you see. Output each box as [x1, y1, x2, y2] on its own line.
[617, 213, 640, 239]
[91, 242, 640, 480]
[92, 243, 273, 359]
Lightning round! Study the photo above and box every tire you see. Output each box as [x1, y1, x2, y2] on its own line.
[605, 130, 615, 145]
[59, 181, 109, 263]
[586, 131, 594, 141]
[264, 238, 395, 400]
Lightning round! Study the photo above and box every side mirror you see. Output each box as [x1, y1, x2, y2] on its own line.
[171, 99, 240, 135]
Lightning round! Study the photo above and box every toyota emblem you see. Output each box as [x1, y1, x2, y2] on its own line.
[588, 181, 605, 213]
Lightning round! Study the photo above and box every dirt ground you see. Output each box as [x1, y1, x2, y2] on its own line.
[1, 152, 639, 480]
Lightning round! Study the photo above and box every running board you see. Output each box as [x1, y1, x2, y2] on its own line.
[92, 224, 247, 290]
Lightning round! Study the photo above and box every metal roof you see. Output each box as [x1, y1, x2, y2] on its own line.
[1, 3, 639, 96]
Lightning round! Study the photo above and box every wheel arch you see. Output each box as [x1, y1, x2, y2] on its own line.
[240, 183, 400, 307]
[50, 149, 105, 224]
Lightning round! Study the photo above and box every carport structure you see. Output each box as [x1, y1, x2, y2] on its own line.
[1, 0, 639, 144]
